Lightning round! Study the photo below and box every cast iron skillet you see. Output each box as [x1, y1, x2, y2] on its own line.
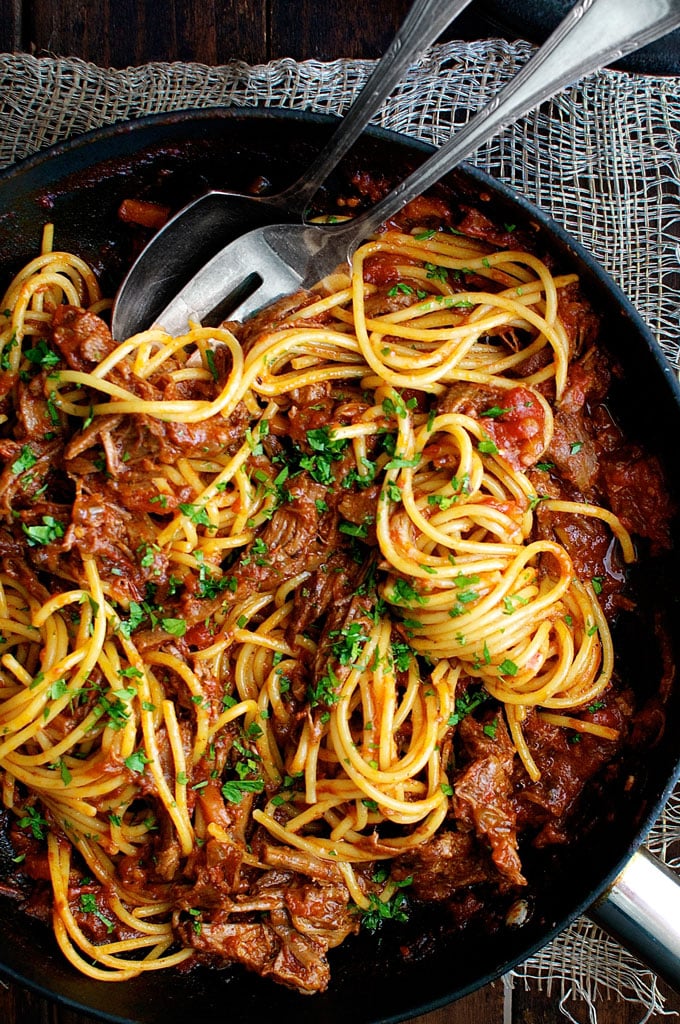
[0, 109, 679, 1024]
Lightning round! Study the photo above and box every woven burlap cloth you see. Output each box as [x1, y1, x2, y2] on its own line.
[1, 41, 680, 1023]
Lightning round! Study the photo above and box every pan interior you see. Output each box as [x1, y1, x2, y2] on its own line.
[0, 107, 679, 1024]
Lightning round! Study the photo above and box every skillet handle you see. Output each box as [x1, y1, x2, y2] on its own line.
[589, 848, 680, 993]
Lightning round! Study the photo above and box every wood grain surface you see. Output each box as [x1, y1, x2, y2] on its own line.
[1, 2, 679, 1022]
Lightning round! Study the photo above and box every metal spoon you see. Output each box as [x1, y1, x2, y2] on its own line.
[151, 0, 680, 336]
[111, 0, 475, 340]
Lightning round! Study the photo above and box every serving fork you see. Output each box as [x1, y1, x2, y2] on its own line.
[111, 0, 476, 340]
[146, 0, 680, 338]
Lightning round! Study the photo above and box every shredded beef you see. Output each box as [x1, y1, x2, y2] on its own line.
[392, 830, 495, 900]
[176, 890, 344, 993]
[453, 716, 525, 888]
[51, 305, 117, 368]
[601, 448, 674, 551]
[511, 701, 628, 845]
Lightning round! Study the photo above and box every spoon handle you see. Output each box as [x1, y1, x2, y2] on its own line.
[341, 0, 680, 245]
[271, 0, 475, 215]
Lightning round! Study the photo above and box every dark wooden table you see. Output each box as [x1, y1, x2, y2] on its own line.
[1, 3, 679, 1023]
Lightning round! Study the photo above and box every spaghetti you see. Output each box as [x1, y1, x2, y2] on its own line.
[0, 212, 646, 991]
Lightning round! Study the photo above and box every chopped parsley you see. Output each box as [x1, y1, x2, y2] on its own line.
[162, 617, 186, 637]
[118, 601, 145, 638]
[204, 348, 219, 381]
[447, 573, 480, 618]
[384, 453, 421, 471]
[339, 520, 368, 538]
[359, 876, 413, 931]
[138, 542, 159, 568]
[124, 749, 151, 774]
[480, 405, 510, 419]
[221, 778, 265, 804]
[22, 515, 65, 546]
[179, 502, 211, 527]
[79, 892, 115, 933]
[22, 339, 60, 368]
[57, 758, 72, 786]
[308, 664, 342, 708]
[483, 717, 499, 740]
[245, 420, 269, 455]
[223, 741, 266, 802]
[447, 686, 490, 727]
[18, 804, 48, 840]
[298, 427, 348, 485]
[391, 640, 414, 672]
[0, 333, 17, 370]
[387, 282, 414, 297]
[11, 445, 37, 475]
[391, 577, 428, 606]
[197, 567, 237, 599]
[382, 391, 418, 419]
[46, 678, 68, 701]
[424, 262, 448, 282]
[330, 621, 369, 666]
[97, 687, 136, 730]
[477, 435, 499, 455]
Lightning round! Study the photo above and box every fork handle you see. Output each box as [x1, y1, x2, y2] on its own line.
[270, 0, 475, 216]
[340, 0, 680, 244]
